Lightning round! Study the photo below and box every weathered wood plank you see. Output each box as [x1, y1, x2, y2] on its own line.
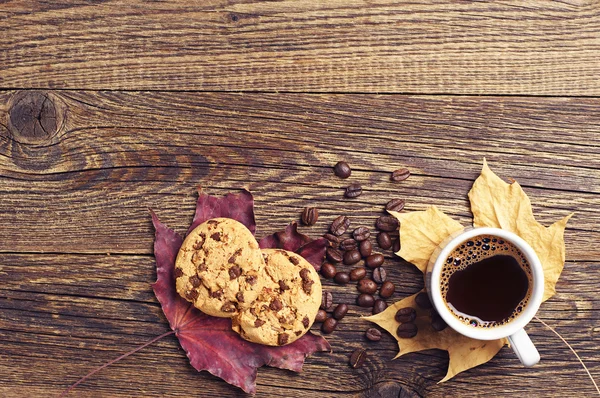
[0, 91, 598, 260]
[1, 1, 600, 94]
[1, 254, 598, 397]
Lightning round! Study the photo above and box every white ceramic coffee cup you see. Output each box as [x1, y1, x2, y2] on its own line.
[426, 227, 544, 367]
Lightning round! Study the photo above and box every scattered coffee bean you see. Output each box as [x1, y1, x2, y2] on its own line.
[386, 198, 406, 212]
[396, 322, 418, 338]
[353, 227, 370, 241]
[365, 328, 382, 341]
[321, 291, 334, 311]
[322, 317, 338, 334]
[375, 215, 399, 232]
[357, 278, 378, 294]
[357, 293, 375, 307]
[343, 249, 361, 265]
[359, 240, 372, 257]
[349, 267, 367, 281]
[431, 310, 448, 331]
[379, 281, 395, 298]
[415, 292, 433, 309]
[365, 253, 384, 269]
[333, 304, 349, 320]
[349, 348, 367, 369]
[330, 215, 350, 236]
[377, 232, 392, 250]
[301, 207, 319, 226]
[340, 238, 358, 251]
[326, 247, 343, 263]
[315, 309, 327, 323]
[323, 233, 341, 247]
[372, 299, 387, 315]
[395, 307, 417, 323]
[372, 267, 387, 283]
[345, 183, 362, 198]
[392, 237, 400, 252]
[391, 168, 410, 182]
[334, 271, 350, 285]
[320, 262, 337, 279]
[334, 161, 351, 179]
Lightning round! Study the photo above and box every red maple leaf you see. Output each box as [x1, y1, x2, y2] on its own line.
[151, 191, 330, 394]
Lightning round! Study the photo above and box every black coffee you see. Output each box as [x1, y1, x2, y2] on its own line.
[441, 235, 532, 328]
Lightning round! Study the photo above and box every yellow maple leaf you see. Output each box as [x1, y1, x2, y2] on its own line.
[365, 160, 572, 381]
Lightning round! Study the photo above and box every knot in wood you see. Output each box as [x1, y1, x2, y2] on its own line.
[9, 91, 61, 145]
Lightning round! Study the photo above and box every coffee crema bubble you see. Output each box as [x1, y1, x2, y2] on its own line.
[440, 234, 533, 328]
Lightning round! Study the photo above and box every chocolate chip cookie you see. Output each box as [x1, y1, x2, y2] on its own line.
[175, 218, 266, 318]
[232, 249, 322, 346]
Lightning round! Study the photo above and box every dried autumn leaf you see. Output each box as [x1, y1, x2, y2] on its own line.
[469, 159, 573, 301]
[366, 160, 571, 381]
[188, 188, 256, 235]
[152, 191, 330, 394]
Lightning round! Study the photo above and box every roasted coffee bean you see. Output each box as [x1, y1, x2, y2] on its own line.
[359, 239, 372, 257]
[333, 304, 349, 320]
[431, 310, 448, 331]
[322, 317, 338, 334]
[396, 322, 418, 338]
[380, 281, 395, 298]
[345, 183, 362, 198]
[357, 293, 375, 307]
[321, 291, 334, 311]
[330, 215, 351, 236]
[326, 247, 343, 263]
[301, 207, 319, 226]
[320, 262, 337, 279]
[349, 348, 367, 369]
[395, 307, 416, 323]
[334, 271, 350, 285]
[372, 267, 387, 283]
[343, 249, 361, 265]
[339, 238, 358, 251]
[323, 233, 341, 246]
[357, 278, 378, 294]
[391, 168, 411, 182]
[372, 299, 387, 315]
[386, 198, 406, 212]
[315, 309, 327, 323]
[392, 237, 400, 252]
[415, 292, 433, 309]
[365, 253, 384, 269]
[365, 328, 382, 341]
[334, 161, 351, 179]
[353, 227, 370, 241]
[349, 267, 367, 281]
[377, 232, 393, 250]
[376, 215, 399, 232]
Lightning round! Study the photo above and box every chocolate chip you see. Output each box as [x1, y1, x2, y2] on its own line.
[185, 290, 199, 301]
[254, 318, 265, 327]
[278, 333, 289, 345]
[189, 275, 201, 287]
[246, 275, 257, 285]
[210, 232, 222, 241]
[192, 238, 205, 250]
[228, 248, 242, 263]
[221, 301, 237, 313]
[270, 299, 283, 311]
[207, 220, 219, 226]
[210, 289, 223, 299]
[278, 280, 290, 291]
[236, 292, 245, 303]
[290, 256, 300, 265]
[229, 265, 241, 280]
[299, 268, 310, 280]
[197, 263, 208, 272]
[295, 330, 302, 336]
[302, 279, 314, 295]
[302, 316, 310, 328]
[174, 267, 184, 278]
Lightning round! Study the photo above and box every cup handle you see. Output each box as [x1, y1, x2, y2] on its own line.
[507, 328, 540, 367]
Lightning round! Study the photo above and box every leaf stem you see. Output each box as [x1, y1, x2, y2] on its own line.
[534, 316, 599, 396]
[58, 330, 176, 397]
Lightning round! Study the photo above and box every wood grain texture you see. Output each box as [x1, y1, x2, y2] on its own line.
[1, 1, 600, 94]
[0, 90, 599, 397]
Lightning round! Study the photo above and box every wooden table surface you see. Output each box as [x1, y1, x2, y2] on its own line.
[1, 2, 599, 397]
